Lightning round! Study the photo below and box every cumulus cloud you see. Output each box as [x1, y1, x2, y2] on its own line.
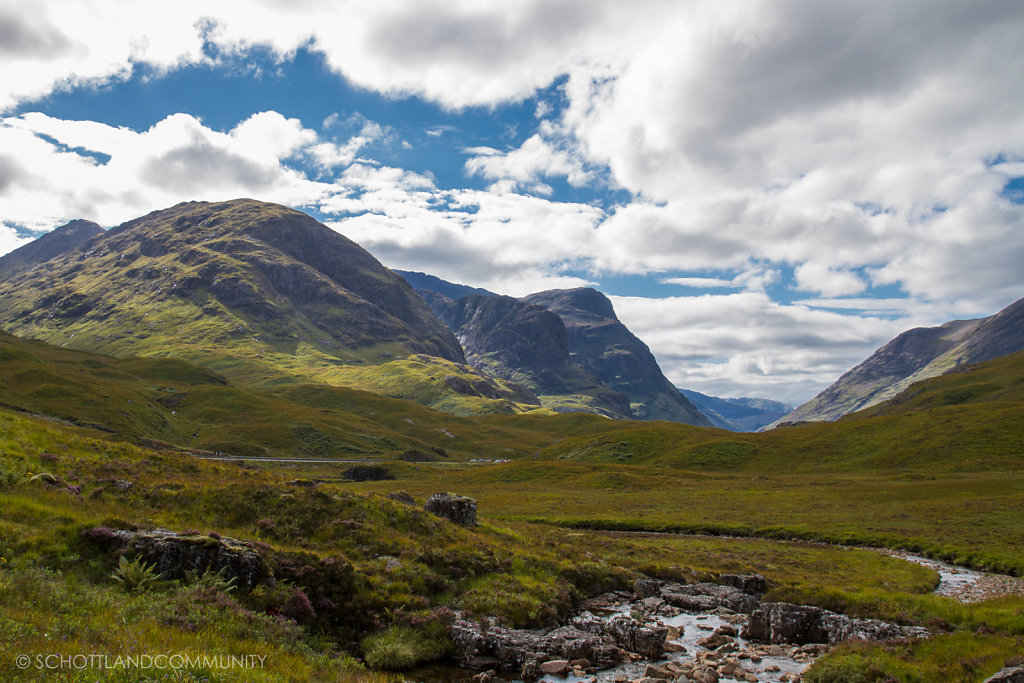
[465, 123, 592, 193]
[2, 0, 1023, 400]
[610, 293, 910, 404]
[0, 111, 337, 229]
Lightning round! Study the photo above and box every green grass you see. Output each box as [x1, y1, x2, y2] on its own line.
[1, 335, 1024, 678]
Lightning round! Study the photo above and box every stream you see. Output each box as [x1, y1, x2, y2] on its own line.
[404, 545, 1019, 683]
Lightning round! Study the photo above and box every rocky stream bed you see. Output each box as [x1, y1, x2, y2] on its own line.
[405, 547, 1024, 683]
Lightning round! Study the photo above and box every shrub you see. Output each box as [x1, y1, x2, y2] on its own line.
[111, 555, 160, 592]
[362, 625, 449, 670]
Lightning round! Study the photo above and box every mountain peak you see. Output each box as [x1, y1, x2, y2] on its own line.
[0, 218, 104, 282]
[0, 199, 465, 384]
[527, 287, 617, 320]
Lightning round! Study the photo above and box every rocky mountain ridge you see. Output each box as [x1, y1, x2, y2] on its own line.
[772, 295, 1024, 425]
[0, 219, 104, 282]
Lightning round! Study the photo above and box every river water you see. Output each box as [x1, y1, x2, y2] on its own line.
[404, 546, 1005, 683]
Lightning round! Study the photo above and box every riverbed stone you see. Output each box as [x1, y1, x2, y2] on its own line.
[985, 667, 1024, 683]
[662, 582, 760, 614]
[539, 659, 570, 676]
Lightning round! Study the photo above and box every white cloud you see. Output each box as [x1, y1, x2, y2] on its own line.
[1, 1, 1023, 402]
[794, 262, 866, 297]
[465, 128, 591, 193]
[609, 293, 909, 404]
[662, 277, 739, 289]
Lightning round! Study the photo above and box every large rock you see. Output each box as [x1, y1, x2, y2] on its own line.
[743, 602, 928, 645]
[603, 614, 668, 659]
[449, 618, 623, 672]
[742, 603, 828, 644]
[425, 492, 478, 526]
[986, 667, 1024, 683]
[86, 528, 267, 590]
[661, 582, 760, 614]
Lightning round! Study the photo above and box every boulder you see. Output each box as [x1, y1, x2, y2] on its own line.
[661, 582, 760, 614]
[385, 490, 416, 505]
[92, 528, 267, 591]
[448, 618, 623, 672]
[742, 602, 828, 644]
[425, 492, 478, 526]
[604, 614, 668, 659]
[986, 667, 1024, 683]
[743, 602, 928, 645]
[820, 611, 929, 644]
[719, 573, 769, 595]
[539, 660, 570, 676]
[634, 578, 662, 599]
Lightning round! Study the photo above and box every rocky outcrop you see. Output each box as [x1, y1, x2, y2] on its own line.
[742, 601, 928, 645]
[661, 582, 761, 614]
[523, 288, 711, 426]
[449, 618, 625, 675]
[425, 492, 478, 526]
[986, 666, 1024, 683]
[439, 294, 633, 418]
[84, 528, 267, 590]
[602, 614, 668, 659]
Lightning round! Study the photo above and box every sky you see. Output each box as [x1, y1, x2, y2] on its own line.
[1, 1, 1022, 405]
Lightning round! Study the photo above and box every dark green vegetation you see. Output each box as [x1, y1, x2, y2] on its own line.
[778, 294, 1024, 425]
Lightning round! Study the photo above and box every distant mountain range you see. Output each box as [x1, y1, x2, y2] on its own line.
[0, 200, 556, 416]
[0, 200, 711, 423]
[679, 390, 792, 432]
[771, 294, 1024, 426]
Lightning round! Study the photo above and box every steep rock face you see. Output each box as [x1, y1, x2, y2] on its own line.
[772, 294, 1024, 425]
[0, 219, 104, 282]
[0, 200, 464, 386]
[680, 389, 792, 432]
[523, 288, 710, 426]
[439, 294, 633, 418]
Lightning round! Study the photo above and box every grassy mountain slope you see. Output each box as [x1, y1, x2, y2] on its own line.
[776, 295, 1024, 424]
[0, 329, 587, 459]
[523, 288, 711, 426]
[0, 199, 465, 390]
[0, 219, 104, 282]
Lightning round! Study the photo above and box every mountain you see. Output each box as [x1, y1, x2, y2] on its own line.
[0, 219, 104, 281]
[395, 270, 497, 301]
[680, 389, 792, 432]
[438, 294, 633, 417]
[0, 199, 468, 389]
[772, 295, 1024, 425]
[523, 288, 711, 426]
